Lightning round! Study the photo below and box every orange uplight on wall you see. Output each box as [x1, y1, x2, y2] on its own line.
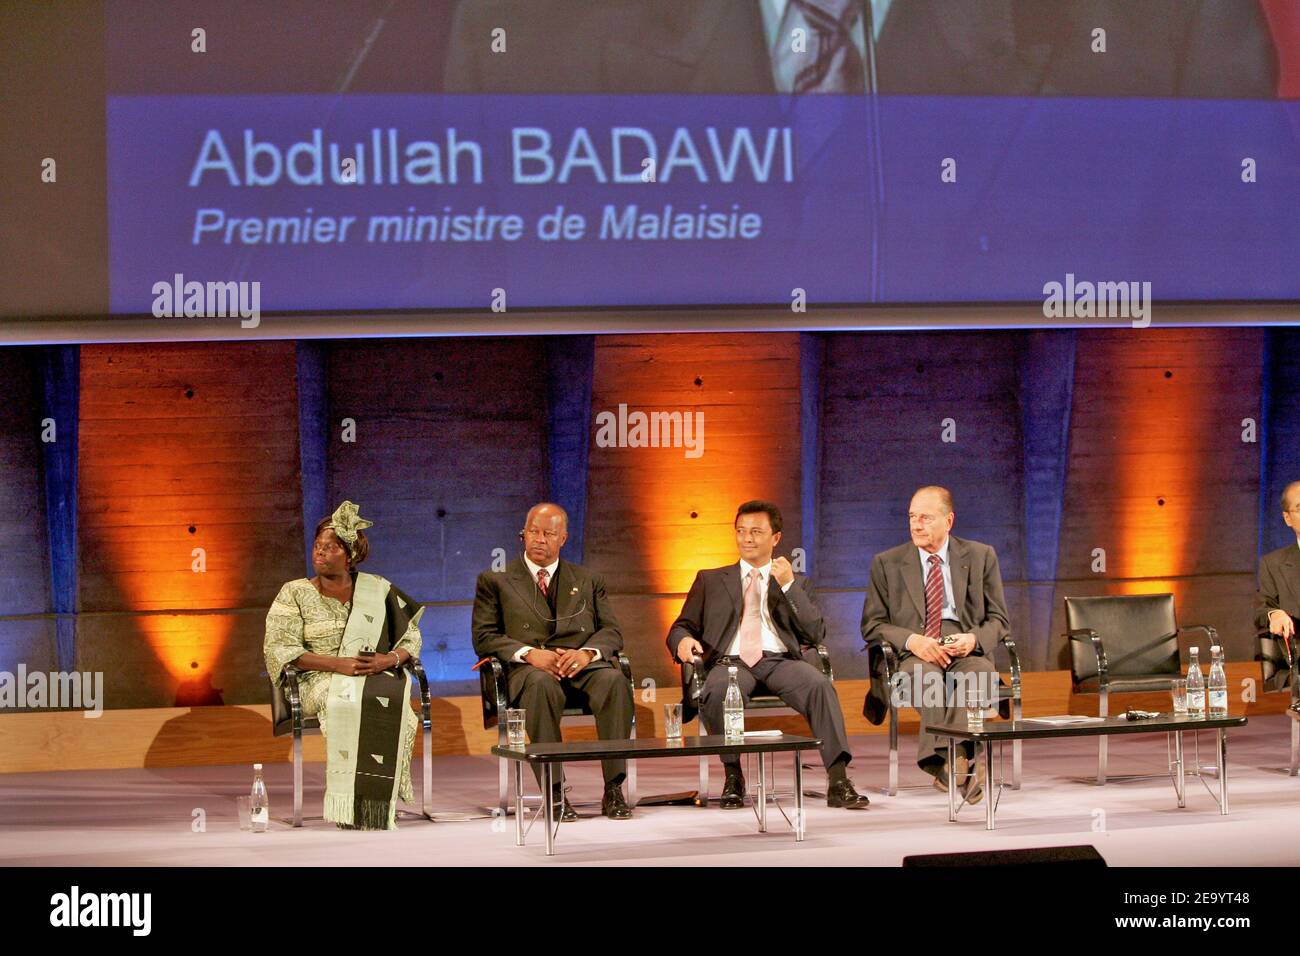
[77, 342, 302, 708]
[586, 332, 803, 599]
[1071, 330, 1262, 606]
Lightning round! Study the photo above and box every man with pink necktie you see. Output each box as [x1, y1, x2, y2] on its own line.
[861, 486, 1008, 803]
[668, 500, 870, 810]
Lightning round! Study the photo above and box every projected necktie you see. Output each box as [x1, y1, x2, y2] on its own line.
[774, 0, 866, 94]
[924, 554, 944, 640]
[739, 568, 764, 667]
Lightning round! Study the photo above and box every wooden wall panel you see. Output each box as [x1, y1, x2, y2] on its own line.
[76, 342, 303, 707]
[817, 332, 1026, 590]
[0, 349, 51, 617]
[325, 338, 548, 608]
[0, 349, 57, 682]
[585, 333, 803, 687]
[1050, 329, 1264, 666]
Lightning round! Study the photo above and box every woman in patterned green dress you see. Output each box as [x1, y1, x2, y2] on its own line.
[264, 501, 424, 830]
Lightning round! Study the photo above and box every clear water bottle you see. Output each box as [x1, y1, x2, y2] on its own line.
[723, 666, 744, 741]
[250, 763, 269, 833]
[1208, 645, 1228, 717]
[1186, 647, 1205, 718]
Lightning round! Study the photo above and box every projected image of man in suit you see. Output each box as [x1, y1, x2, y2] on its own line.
[471, 502, 635, 821]
[669, 500, 871, 810]
[861, 486, 1009, 803]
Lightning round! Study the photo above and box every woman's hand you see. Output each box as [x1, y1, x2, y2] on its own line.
[333, 656, 366, 677]
[343, 655, 403, 676]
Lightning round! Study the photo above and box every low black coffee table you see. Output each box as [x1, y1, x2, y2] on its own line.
[929, 713, 1248, 830]
[491, 734, 822, 856]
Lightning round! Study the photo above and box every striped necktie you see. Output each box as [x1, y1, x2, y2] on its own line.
[774, 0, 865, 94]
[924, 554, 944, 639]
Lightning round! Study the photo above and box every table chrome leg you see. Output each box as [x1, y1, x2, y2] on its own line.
[1217, 729, 1228, 815]
[947, 737, 956, 822]
[1174, 731, 1185, 808]
[793, 753, 805, 842]
[514, 761, 524, 846]
[543, 764, 555, 857]
[757, 752, 768, 833]
[1290, 718, 1299, 777]
[984, 740, 995, 831]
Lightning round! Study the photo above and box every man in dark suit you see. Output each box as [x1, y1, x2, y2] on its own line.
[861, 486, 1009, 803]
[1255, 480, 1300, 664]
[472, 502, 634, 820]
[445, 0, 1277, 98]
[668, 500, 870, 809]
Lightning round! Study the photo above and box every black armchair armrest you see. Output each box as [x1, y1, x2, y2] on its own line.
[1178, 624, 1220, 648]
[862, 639, 899, 724]
[1065, 627, 1108, 689]
[811, 643, 834, 681]
[404, 655, 432, 709]
[680, 654, 705, 725]
[997, 636, 1022, 719]
[274, 663, 304, 737]
[1290, 638, 1300, 706]
[1001, 636, 1022, 686]
[478, 658, 508, 730]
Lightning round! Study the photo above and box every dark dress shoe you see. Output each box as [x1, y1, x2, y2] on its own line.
[826, 778, 870, 809]
[720, 769, 747, 809]
[601, 785, 632, 820]
[551, 792, 578, 822]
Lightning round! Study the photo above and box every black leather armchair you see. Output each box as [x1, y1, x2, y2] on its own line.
[864, 636, 1022, 796]
[269, 657, 434, 827]
[479, 653, 638, 816]
[681, 645, 832, 806]
[1064, 593, 1216, 785]
[1255, 630, 1299, 776]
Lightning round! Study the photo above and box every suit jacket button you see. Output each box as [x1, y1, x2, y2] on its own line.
[580, 627, 586, 632]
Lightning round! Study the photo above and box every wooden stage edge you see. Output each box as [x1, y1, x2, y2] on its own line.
[0, 665, 1289, 774]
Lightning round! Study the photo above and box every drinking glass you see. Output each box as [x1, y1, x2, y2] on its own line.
[663, 703, 683, 739]
[1172, 679, 1188, 715]
[966, 689, 987, 731]
[505, 708, 527, 749]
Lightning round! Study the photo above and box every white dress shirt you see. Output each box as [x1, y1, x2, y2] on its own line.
[724, 559, 795, 657]
[760, 0, 893, 92]
[917, 538, 959, 624]
[512, 556, 601, 663]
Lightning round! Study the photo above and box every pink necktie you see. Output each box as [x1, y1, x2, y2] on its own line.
[739, 568, 764, 667]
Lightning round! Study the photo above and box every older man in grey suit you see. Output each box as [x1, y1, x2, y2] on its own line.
[861, 486, 1009, 802]
[472, 502, 634, 820]
[1256, 481, 1300, 674]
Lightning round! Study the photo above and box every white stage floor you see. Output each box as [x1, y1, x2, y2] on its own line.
[2, 716, 1296, 866]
